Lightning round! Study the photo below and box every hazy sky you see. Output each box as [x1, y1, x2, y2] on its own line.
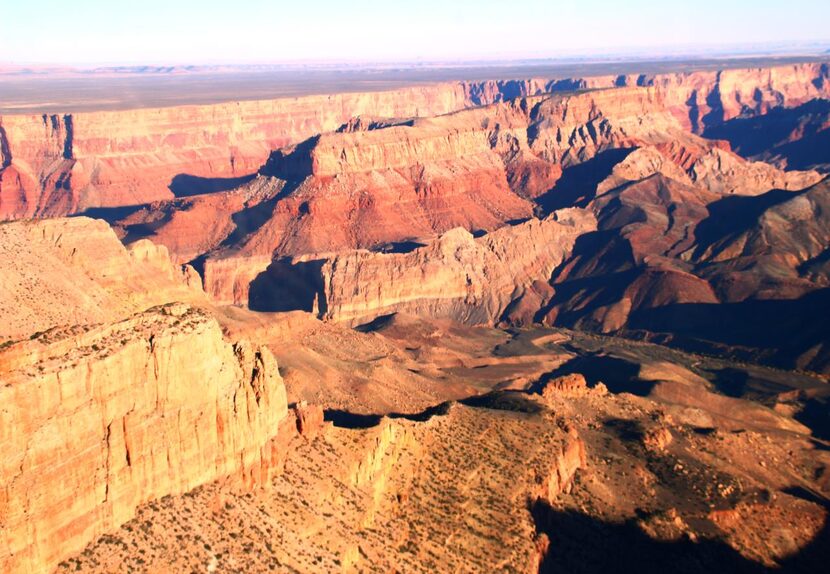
[2, 0, 829, 64]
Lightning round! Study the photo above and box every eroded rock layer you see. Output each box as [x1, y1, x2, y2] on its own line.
[0, 218, 289, 573]
[245, 208, 595, 326]
[1, 62, 827, 220]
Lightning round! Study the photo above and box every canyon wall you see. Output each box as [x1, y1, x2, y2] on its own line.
[0, 62, 827, 220]
[250, 208, 595, 326]
[0, 218, 290, 573]
[190, 81, 821, 305]
[0, 305, 289, 574]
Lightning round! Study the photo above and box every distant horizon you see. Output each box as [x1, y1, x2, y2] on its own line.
[3, 0, 830, 67]
[2, 41, 829, 70]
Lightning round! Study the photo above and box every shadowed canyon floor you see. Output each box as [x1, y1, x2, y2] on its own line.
[2, 58, 830, 573]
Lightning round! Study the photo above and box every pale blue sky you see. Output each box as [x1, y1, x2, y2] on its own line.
[2, 0, 828, 64]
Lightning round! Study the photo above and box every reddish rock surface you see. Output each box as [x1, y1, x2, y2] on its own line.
[0, 62, 826, 221]
[541, 373, 591, 399]
[293, 401, 325, 438]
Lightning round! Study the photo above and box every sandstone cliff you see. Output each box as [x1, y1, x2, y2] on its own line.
[0, 304, 288, 574]
[0, 218, 291, 572]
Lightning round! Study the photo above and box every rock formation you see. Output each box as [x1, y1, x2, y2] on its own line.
[0, 217, 290, 573]
[534, 165, 830, 371]
[0, 304, 288, 574]
[245, 208, 595, 326]
[2, 59, 830, 572]
[1, 62, 827, 221]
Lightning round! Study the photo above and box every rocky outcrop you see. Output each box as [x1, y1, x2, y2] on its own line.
[249, 208, 594, 326]
[293, 401, 325, 438]
[540, 373, 591, 399]
[0, 304, 289, 574]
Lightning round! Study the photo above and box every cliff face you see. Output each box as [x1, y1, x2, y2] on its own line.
[0, 63, 826, 220]
[0, 217, 290, 572]
[250, 208, 595, 326]
[191, 81, 818, 304]
[0, 304, 288, 574]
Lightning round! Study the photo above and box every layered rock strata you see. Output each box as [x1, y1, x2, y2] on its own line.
[0, 304, 289, 574]
[1, 62, 827, 220]
[0, 217, 290, 573]
[250, 208, 595, 326]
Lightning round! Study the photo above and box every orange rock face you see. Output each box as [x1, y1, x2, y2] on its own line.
[293, 401, 326, 438]
[0, 218, 290, 573]
[129, 78, 819, 279]
[541, 373, 591, 399]
[0, 304, 288, 574]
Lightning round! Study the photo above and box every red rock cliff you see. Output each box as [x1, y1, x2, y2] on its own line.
[0, 62, 826, 220]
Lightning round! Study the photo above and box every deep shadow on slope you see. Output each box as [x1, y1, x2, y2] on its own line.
[168, 173, 256, 197]
[692, 188, 800, 258]
[703, 99, 830, 171]
[248, 258, 326, 313]
[248, 257, 327, 314]
[324, 401, 454, 429]
[532, 503, 830, 574]
[626, 288, 830, 371]
[535, 148, 635, 215]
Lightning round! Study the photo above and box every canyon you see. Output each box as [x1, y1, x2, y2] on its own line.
[1, 57, 830, 573]
[0, 63, 827, 220]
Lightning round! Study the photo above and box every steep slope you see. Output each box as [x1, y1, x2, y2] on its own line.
[45, 323, 830, 573]
[52, 399, 586, 573]
[0, 218, 291, 573]
[129, 83, 818, 277]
